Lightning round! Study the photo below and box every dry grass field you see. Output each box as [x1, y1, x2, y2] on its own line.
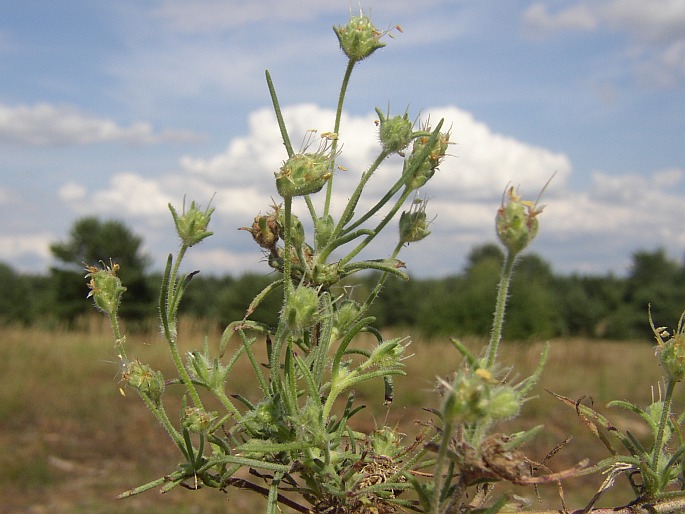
[1, 318, 679, 513]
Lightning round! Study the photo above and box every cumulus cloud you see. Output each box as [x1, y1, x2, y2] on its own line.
[423, 106, 571, 199]
[0, 103, 202, 146]
[0, 233, 53, 262]
[9, 102, 685, 277]
[183, 103, 570, 198]
[522, 0, 685, 86]
[60, 173, 175, 218]
[181, 104, 379, 189]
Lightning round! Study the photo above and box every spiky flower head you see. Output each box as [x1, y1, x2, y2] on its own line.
[275, 133, 337, 198]
[376, 106, 413, 155]
[283, 284, 320, 336]
[182, 406, 217, 434]
[169, 198, 214, 247]
[399, 197, 432, 244]
[85, 260, 126, 315]
[650, 307, 685, 382]
[496, 186, 544, 256]
[241, 210, 280, 250]
[404, 125, 450, 191]
[314, 214, 335, 250]
[334, 12, 386, 63]
[123, 360, 164, 404]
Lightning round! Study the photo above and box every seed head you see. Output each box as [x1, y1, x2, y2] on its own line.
[334, 12, 386, 63]
[496, 186, 543, 256]
[84, 260, 126, 315]
[123, 360, 164, 404]
[241, 210, 280, 250]
[182, 406, 217, 434]
[650, 306, 685, 382]
[314, 214, 335, 250]
[283, 284, 320, 336]
[376, 107, 413, 155]
[399, 197, 432, 244]
[404, 127, 450, 191]
[275, 135, 336, 198]
[169, 198, 214, 247]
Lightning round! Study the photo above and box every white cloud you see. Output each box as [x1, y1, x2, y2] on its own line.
[64, 172, 173, 218]
[522, 1, 685, 86]
[181, 104, 379, 191]
[541, 167, 685, 263]
[12, 103, 685, 278]
[0, 102, 202, 146]
[0, 233, 53, 263]
[58, 182, 88, 203]
[523, 2, 598, 33]
[173, 103, 574, 275]
[423, 106, 571, 198]
[183, 103, 570, 201]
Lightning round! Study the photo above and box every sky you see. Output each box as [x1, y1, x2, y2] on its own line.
[1, 0, 684, 279]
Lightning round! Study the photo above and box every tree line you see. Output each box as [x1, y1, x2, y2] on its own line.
[2, 216, 684, 341]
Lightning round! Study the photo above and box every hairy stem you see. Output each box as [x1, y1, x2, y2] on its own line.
[324, 59, 356, 217]
[486, 249, 517, 368]
[652, 379, 677, 474]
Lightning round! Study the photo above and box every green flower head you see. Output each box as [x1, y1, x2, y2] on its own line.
[84, 260, 126, 315]
[334, 12, 386, 63]
[496, 186, 543, 256]
[169, 198, 215, 247]
[399, 197, 432, 245]
[650, 307, 685, 382]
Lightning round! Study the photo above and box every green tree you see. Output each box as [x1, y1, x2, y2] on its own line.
[507, 253, 562, 339]
[618, 248, 685, 339]
[50, 217, 153, 322]
[0, 262, 32, 324]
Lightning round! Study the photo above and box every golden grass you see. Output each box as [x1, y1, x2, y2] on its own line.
[1, 318, 678, 513]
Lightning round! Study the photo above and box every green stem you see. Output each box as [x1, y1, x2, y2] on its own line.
[169, 338, 204, 409]
[431, 418, 454, 514]
[486, 249, 517, 368]
[109, 310, 127, 363]
[320, 149, 391, 262]
[269, 196, 294, 370]
[652, 379, 676, 473]
[165, 244, 204, 409]
[338, 186, 413, 267]
[324, 59, 356, 217]
[359, 242, 403, 313]
[282, 196, 293, 297]
[139, 391, 184, 450]
[167, 244, 187, 311]
[265, 70, 294, 158]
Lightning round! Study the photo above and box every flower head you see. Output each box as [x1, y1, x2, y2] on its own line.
[84, 259, 126, 315]
[399, 197, 432, 244]
[182, 406, 217, 433]
[404, 125, 450, 191]
[275, 133, 336, 198]
[496, 185, 544, 256]
[169, 198, 214, 247]
[334, 12, 387, 63]
[376, 106, 413, 155]
[283, 283, 320, 336]
[650, 306, 685, 382]
[123, 359, 164, 404]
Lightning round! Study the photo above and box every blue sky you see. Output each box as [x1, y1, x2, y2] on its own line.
[1, 0, 684, 278]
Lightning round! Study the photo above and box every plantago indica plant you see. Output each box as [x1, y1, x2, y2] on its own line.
[84, 8, 685, 514]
